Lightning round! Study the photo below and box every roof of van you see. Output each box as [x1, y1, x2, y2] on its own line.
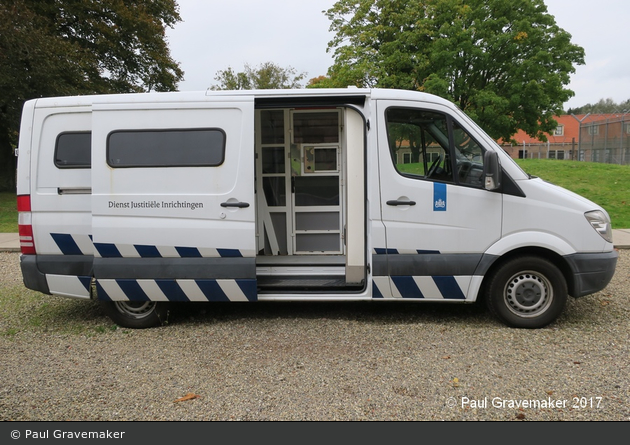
[28, 87, 456, 109]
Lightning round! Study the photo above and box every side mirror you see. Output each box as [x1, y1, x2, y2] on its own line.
[483, 151, 501, 191]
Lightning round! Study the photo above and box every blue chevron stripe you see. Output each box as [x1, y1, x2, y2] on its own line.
[235, 280, 257, 301]
[175, 246, 202, 258]
[374, 248, 398, 255]
[95, 278, 258, 302]
[51, 233, 83, 255]
[95, 281, 113, 301]
[135, 245, 162, 258]
[53, 233, 251, 259]
[217, 248, 243, 258]
[117, 280, 151, 301]
[433, 276, 466, 300]
[94, 242, 122, 258]
[195, 280, 231, 302]
[391, 276, 425, 299]
[78, 276, 91, 292]
[372, 281, 384, 298]
[155, 280, 190, 302]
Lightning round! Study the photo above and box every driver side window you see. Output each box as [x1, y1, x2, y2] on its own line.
[452, 121, 485, 186]
[385, 107, 486, 187]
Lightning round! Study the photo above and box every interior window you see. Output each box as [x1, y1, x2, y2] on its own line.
[385, 108, 486, 187]
[293, 111, 339, 143]
[260, 110, 285, 144]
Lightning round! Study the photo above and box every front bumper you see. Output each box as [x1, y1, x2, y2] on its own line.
[565, 250, 618, 298]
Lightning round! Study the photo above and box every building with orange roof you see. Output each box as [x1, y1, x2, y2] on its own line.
[500, 114, 630, 164]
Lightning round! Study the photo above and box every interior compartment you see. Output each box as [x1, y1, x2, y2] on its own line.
[254, 106, 365, 292]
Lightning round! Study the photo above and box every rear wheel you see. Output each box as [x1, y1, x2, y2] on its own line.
[485, 256, 567, 329]
[100, 301, 170, 329]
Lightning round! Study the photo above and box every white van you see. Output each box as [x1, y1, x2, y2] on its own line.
[16, 88, 618, 329]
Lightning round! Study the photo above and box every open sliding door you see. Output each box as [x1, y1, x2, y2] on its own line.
[91, 97, 258, 303]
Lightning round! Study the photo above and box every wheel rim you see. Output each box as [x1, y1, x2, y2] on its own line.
[113, 301, 156, 320]
[503, 270, 553, 318]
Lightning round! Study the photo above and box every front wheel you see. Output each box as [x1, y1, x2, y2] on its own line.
[100, 301, 170, 329]
[484, 256, 568, 329]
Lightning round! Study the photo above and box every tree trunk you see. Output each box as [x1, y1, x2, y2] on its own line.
[0, 138, 17, 192]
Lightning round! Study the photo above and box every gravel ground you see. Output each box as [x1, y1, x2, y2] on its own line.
[0, 250, 628, 421]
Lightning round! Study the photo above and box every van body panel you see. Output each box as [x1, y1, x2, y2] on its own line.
[16, 88, 617, 328]
[45, 274, 92, 299]
[504, 178, 612, 253]
[485, 230, 577, 257]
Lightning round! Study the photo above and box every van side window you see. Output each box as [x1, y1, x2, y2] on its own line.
[386, 108, 453, 182]
[451, 121, 486, 187]
[55, 132, 91, 168]
[107, 129, 225, 168]
[385, 108, 486, 187]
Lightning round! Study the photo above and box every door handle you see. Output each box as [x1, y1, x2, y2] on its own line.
[387, 200, 416, 206]
[221, 201, 250, 208]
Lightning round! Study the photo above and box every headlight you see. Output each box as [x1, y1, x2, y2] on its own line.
[585, 210, 613, 243]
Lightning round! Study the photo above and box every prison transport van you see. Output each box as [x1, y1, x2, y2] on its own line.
[16, 88, 618, 329]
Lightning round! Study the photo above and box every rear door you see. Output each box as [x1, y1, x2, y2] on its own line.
[30, 106, 93, 298]
[375, 100, 502, 300]
[91, 96, 257, 303]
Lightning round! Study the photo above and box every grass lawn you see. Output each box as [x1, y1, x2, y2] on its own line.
[0, 192, 16, 233]
[515, 159, 630, 229]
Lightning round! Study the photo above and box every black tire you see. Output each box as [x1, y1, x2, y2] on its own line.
[100, 301, 170, 329]
[484, 255, 568, 329]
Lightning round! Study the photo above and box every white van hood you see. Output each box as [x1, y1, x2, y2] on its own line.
[520, 176, 606, 214]
[501, 176, 612, 254]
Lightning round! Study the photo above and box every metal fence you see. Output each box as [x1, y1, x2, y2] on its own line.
[500, 114, 630, 165]
[500, 142, 581, 161]
[578, 115, 630, 165]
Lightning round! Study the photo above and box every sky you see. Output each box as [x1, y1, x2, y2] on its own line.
[165, 0, 630, 110]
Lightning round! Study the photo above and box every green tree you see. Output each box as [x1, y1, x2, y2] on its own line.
[306, 75, 338, 88]
[325, 0, 585, 142]
[568, 98, 630, 115]
[0, 0, 183, 191]
[211, 62, 307, 90]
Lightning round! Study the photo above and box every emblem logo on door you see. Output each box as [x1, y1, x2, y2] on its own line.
[433, 183, 447, 211]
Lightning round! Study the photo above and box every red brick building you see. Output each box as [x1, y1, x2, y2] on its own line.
[500, 114, 629, 164]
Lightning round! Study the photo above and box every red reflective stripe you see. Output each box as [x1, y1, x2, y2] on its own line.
[18, 224, 36, 255]
[17, 195, 35, 254]
[17, 195, 31, 212]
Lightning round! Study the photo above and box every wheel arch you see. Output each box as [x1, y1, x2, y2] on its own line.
[477, 246, 575, 302]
